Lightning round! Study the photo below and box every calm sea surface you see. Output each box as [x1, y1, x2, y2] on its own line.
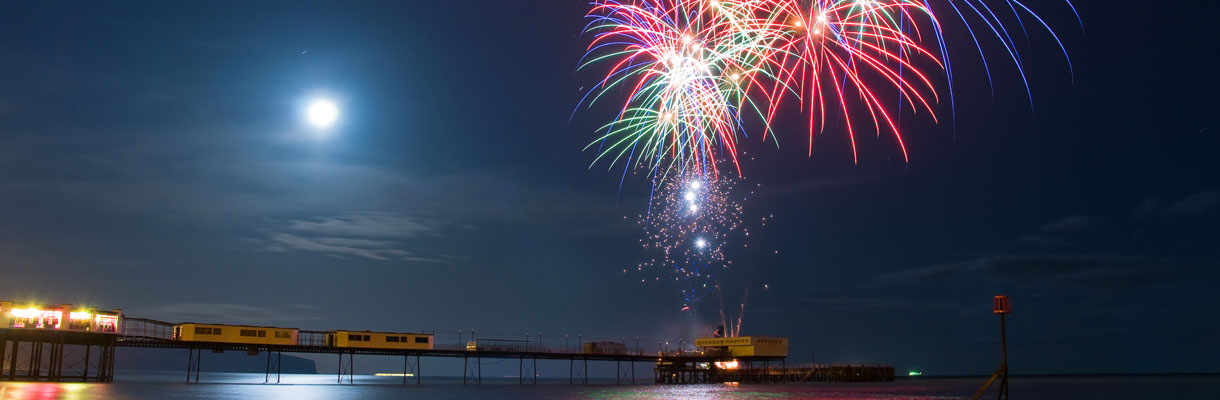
[1, 372, 1215, 399]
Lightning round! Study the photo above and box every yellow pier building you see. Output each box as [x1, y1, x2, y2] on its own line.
[328, 330, 434, 350]
[173, 323, 298, 346]
[694, 336, 788, 357]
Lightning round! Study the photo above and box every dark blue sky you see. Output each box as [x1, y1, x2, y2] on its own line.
[1, 1, 1216, 375]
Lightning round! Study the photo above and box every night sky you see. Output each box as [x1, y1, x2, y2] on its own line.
[1, 1, 1217, 376]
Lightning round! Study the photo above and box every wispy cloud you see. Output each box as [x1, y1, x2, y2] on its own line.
[1038, 215, 1103, 233]
[799, 296, 967, 314]
[138, 303, 325, 325]
[1017, 215, 1104, 248]
[884, 254, 1194, 290]
[255, 211, 449, 262]
[283, 211, 439, 238]
[760, 175, 876, 198]
[1162, 190, 1220, 216]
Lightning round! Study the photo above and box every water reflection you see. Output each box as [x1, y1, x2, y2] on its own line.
[3, 374, 1218, 400]
[0, 382, 103, 400]
[578, 383, 963, 400]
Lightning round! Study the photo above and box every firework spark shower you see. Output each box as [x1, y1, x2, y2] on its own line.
[630, 175, 747, 310]
[578, 0, 1079, 323]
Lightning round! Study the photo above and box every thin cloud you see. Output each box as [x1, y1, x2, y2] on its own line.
[255, 211, 450, 262]
[884, 254, 1194, 291]
[284, 211, 440, 238]
[800, 296, 961, 312]
[760, 175, 877, 198]
[1162, 190, 1220, 216]
[138, 303, 325, 325]
[1039, 215, 1103, 232]
[265, 232, 411, 261]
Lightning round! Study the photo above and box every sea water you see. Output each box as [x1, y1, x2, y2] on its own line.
[1, 372, 1215, 399]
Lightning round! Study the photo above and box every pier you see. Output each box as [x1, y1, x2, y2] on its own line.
[2, 305, 896, 385]
[655, 359, 895, 384]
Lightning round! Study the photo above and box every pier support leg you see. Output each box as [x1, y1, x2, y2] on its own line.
[45, 343, 53, 381]
[335, 352, 354, 384]
[8, 340, 18, 381]
[82, 345, 90, 381]
[0, 336, 6, 380]
[29, 342, 39, 380]
[186, 348, 193, 383]
[765, 360, 770, 383]
[107, 345, 115, 382]
[8, 341, 17, 381]
[399, 353, 420, 385]
[263, 351, 281, 384]
[98, 345, 108, 382]
[51, 341, 62, 382]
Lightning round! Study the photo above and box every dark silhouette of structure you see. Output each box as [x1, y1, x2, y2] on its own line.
[973, 295, 1011, 400]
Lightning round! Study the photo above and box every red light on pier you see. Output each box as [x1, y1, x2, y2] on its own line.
[993, 295, 1011, 314]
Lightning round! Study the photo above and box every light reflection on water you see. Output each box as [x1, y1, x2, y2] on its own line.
[1, 373, 1218, 399]
[0, 382, 105, 400]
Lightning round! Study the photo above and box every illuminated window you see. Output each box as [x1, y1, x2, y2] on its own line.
[240, 329, 258, 337]
[96, 315, 119, 333]
[275, 331, 291, 339]
[415, 337, 429, 344]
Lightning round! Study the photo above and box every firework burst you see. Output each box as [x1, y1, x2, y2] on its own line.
[580, 0, 1078, 175]
[584, 0, 1079, 327]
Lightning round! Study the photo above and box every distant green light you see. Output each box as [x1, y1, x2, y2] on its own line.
[908, 371, 922, 376]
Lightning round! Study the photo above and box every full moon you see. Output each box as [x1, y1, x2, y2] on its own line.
[306, 99, 339, 129]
